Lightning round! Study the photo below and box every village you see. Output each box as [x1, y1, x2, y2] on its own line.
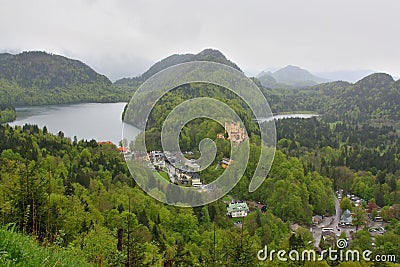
[216, 188, 389, 252]
[308, 189, 387, 250]
[115, 122, 388, 251]
[118, 121, 247, 190]
[147, 121, 247, 188]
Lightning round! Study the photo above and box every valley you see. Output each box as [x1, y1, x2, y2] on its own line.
[0, 49, 399, 266]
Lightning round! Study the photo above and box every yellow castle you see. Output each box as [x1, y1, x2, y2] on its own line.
[219, 121, 247, 144]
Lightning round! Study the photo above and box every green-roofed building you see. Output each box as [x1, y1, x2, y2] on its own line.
[340, 209, 353, 226]
[227, 202, 249, 218]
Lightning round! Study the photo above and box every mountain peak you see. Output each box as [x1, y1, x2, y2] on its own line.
[257, 65, 328, 88]
[196, 48, 225, 58]
[355, 73, 394, 88]
[0, 51, 111, 89]
[195, 49, 242, 71]
[275, 65, 311, 74]
[115, 48, 241, 85]
[0, 51, 127, 107]
[283, 65, 302, 70]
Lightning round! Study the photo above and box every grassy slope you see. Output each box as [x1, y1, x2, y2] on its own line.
[0, 226, 92, 267]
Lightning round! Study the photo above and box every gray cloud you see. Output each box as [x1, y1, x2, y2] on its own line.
[0, 0, 399, 80]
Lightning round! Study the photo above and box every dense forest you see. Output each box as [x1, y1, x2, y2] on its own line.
[276, 117, 400, 206]
[0, 121, 398, 265]
[0, 124, 310, 266]
[0, 106, 16, 123]
[265, 73, 400, 126]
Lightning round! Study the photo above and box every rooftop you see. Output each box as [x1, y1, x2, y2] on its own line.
[227, 202, 249, 213]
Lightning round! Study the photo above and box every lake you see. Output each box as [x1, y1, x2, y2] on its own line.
[10, 102, 140, 145]
[257, 113, 318, 122]
[10, 103, 317, 144]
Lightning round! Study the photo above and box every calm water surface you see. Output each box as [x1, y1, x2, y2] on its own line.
[258, 113, 318, 122]
[10, 102, 140, 145]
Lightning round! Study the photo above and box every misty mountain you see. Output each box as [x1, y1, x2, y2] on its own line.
[256, 72, 278, 88]
[311, 73, 400, 123]
[315, 69, 376, 83]
[257, 65, 329, 88]
[115, 49, 242, 86]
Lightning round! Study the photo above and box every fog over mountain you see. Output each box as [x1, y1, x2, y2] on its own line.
[257, 65, 329, 88]
[1, 1, 399, 81]
[315, 69, 376, 83]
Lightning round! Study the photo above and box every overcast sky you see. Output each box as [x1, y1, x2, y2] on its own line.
[1, 0, 399, 81]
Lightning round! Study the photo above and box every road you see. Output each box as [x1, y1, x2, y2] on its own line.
[311, 196, 366, 249]
[333, 197, 341, 227]
[312, 196, 341, 248]
[164, 162, 177, 183]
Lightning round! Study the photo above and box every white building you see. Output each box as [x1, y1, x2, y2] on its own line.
[227, 202, 249, 218]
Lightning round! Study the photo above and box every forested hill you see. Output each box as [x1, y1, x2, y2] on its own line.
[114, 48, 242, 86]
[312, 73, 400, 123]
[269, 72, 400, 124]
[0, 51, 131, 107]
[0, 51, 111, 89]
